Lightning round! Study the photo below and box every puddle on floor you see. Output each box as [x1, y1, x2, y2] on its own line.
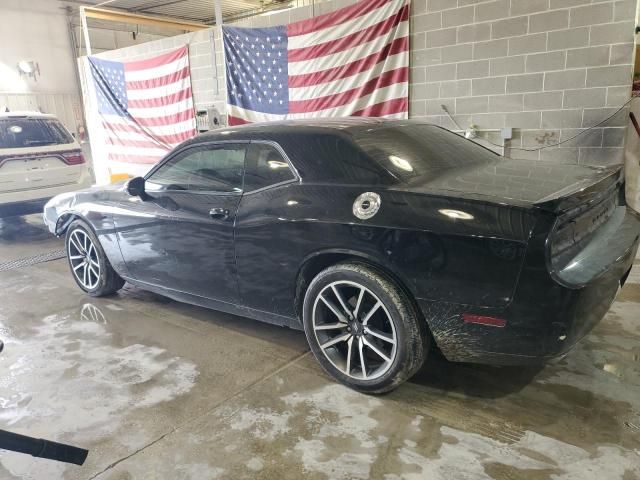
[0, 303, 198, 480]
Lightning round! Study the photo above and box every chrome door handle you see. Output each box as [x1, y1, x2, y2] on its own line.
[209, 207, 229, 220]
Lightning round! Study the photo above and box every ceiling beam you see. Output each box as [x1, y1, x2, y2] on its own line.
[201, 1, 292, 25]
[82, 6, 208, 31]
[130, 0, 188, 14]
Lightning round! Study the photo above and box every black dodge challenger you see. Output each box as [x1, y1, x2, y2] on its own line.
[44, 119, 640, 393]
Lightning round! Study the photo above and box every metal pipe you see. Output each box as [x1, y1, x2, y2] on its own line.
[81, 6, 207, 31]
[66, 7, 90, 142]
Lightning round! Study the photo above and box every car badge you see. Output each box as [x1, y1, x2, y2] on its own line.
[353, 192, 381, 220]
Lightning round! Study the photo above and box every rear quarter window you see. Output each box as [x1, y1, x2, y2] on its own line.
[243, 143, 296, 192]
[352, 124, 498, 182]
[0, 118, 75, 149]
[281, 133, 393, 185]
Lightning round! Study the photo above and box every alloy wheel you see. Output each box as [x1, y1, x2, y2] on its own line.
[68, 229, 101, 290]
[312, 280, 398, 380]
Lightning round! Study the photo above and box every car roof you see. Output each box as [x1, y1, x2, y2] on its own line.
[188, 118, 428, 145]
[0, 111, 57, 119]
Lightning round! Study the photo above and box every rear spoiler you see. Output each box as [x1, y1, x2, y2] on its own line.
[534, 165, 623, 213]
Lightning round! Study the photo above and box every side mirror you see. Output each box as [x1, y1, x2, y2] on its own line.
[126, 176, 146, 198]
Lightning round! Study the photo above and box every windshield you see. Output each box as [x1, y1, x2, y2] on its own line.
[351, 124, 499, 183]
[0, 118, 74, 149]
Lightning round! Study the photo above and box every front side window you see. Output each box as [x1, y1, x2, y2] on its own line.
[147, 144, 246, 193]
[243, 143, 296, 192]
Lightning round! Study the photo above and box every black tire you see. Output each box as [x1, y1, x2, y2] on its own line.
[302, 262, 428, 394]
[65, 219, 125, 297]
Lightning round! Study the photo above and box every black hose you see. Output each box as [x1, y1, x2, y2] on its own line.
[0, 430, 88, 466]
[0, 342, 88, 466]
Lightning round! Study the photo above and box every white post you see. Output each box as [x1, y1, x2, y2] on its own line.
[80, 6, 92, 56]
[212, 0, 224, 100]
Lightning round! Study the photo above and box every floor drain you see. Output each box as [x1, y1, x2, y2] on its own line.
[0, 250, 66, 272]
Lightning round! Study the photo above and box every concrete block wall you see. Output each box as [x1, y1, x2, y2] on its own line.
[410, 0, 638, 164]
[87, 0, 637, 166]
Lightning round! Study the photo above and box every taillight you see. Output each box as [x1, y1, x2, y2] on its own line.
[61, 151, 85, 165]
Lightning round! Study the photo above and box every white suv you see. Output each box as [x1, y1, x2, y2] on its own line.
[0, 112, 92, 217]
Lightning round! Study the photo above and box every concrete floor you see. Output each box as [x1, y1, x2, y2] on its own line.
[0, 214, 639, 480]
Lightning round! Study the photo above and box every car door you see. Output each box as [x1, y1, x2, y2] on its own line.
[115, 142, 247, 304]
[234, 141, 301, 316]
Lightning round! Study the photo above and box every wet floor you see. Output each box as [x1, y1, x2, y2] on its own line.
[0, 214, 639, 479]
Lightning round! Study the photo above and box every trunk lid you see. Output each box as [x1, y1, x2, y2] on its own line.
[0, 143, 84, 195]
[349, 123, 621, 212]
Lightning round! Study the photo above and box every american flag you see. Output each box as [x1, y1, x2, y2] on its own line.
[88, 46, 197, 165]
[223, 0, 409, 125]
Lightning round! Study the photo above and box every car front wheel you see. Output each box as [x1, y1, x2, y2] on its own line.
[65, 219, 125, 297]
[302, 262, 428, 394]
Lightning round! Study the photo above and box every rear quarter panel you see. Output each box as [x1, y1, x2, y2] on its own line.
[234, 184, 537, 319]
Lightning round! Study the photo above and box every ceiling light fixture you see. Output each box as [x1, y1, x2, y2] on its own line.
[17, 60, 40, 81]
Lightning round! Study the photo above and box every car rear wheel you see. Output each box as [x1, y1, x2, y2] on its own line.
[302, 262, 428, 394]
[65, 220, 125, 296]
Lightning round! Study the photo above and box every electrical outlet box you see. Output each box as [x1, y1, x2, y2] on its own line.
[501, 128, 513, 140]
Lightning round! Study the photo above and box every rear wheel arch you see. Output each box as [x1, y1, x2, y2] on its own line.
[294, 250, 423, 326]
[301, 260, 430, 393]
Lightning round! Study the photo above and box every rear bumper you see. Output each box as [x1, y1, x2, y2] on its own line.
[0, 171, 92, 217]
[0, 198, 49, 217]
[421, 207, 640, 365]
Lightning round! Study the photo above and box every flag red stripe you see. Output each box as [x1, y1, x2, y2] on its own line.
[124, 46, 189, 72]
[288, 5, 408, 62]
[105, 137, 170, 149]
[289, 67, 408, 113]
[288, 36, 408, 88]
[127, 87, 192, 109]
[228, 115, 251, 126]
[126, 66, 190, 90]
[351, 97, 408, 117]
[288, 0, 391, 37]
[102, 122, 194, 145]
[126, 109, 195, 128]
[107, 153, 165, 164]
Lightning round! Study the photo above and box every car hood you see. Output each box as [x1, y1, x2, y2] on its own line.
[394, 157, 621, 210]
